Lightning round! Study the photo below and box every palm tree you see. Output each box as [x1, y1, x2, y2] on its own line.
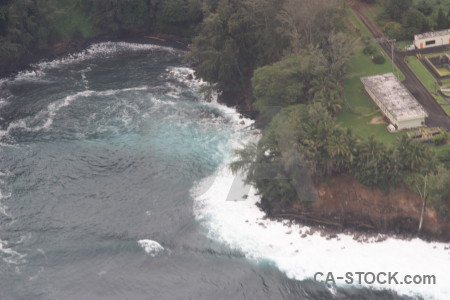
[394, 135, 434, 173]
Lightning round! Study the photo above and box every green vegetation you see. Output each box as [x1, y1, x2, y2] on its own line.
[405, 56, 450, 115]
[372, 54, 386, 64]
[0, 0, 206, 60]
[221, 1, 446, 213]
[380, 0, 450, 40]
[337, 9, 405, 145]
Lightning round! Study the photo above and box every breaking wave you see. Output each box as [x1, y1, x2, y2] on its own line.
[138, 240, 164, 257]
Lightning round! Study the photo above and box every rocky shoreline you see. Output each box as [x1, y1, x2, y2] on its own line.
[257, 174, 450, 243]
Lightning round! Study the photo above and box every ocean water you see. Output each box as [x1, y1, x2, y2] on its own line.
[0, 42, 447, 300]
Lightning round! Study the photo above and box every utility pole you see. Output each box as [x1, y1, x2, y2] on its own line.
[375, 37, 396, 73]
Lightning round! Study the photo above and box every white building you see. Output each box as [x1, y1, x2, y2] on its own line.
[414, 29, 450, 49]
[361, 73, 428, 130]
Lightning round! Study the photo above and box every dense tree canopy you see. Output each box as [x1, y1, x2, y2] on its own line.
[0, 0, 205, 60]
[188, 0, 285, 99]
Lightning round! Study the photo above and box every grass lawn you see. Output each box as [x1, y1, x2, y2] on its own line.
[338, 10, 406, 145]
[395, 40, 414, 51]
[405, 56, 450, 115]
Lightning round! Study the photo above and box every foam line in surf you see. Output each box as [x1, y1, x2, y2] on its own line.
[33, 42, 179, 72]
[0, 86, 149, 139]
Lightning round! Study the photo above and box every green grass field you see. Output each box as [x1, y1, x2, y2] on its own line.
[337, 10, 406, 144]
[405, 56, 450, 115]
[395, 40, 414, 51]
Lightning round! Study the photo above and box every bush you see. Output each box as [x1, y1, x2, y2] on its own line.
[363, 44, 377, 55]
[372, 54, 385, 64]
[434, 134, 447, 146]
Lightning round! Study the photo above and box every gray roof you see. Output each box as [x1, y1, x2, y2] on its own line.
[361, 73, 428, 121]
[415, 29, 450, 40]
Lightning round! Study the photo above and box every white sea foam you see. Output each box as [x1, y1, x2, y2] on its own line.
[192, 101, 450, 300]
[0, 193, 11, 218]
[0, 86, 149, 139]
[14, 69, 47, 81]
[138, 239, 164, 257]
[33, 42, 178, 72]
[0, 42, 179, 82]
[0, 239, 27, 265]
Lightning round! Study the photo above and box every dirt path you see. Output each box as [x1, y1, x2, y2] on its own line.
[349, 0, 450, 130]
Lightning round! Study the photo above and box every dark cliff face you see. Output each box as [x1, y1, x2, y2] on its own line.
[263, 174, 450, 242]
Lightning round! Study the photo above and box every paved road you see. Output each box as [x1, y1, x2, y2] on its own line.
[350, 1, 450, 130]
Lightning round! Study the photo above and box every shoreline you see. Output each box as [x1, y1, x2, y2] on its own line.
[0, 32, 189, 79]
[3, 37, 448, 243]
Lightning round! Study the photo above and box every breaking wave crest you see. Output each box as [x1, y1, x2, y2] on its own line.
[138, 240, 164, 257]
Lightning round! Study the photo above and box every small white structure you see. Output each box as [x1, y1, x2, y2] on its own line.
[361, 73, 428, 131]
[414, 29, 450, 49]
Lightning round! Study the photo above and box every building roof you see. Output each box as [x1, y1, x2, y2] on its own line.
[361, 73, 428, 121]
[415, 29, 450, 40]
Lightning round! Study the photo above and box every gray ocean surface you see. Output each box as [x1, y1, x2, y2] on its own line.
[0, 42, 408, 300]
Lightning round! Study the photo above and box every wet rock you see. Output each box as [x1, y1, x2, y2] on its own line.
[240, 120, 245, 125]
[327, 234, 337, 240]
[242, 194, 248, 199]
[301, 233, 307, 238]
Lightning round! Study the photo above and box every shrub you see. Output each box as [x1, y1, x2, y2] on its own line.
[363, 44, 377, 55]
[434, 132, 448, 146]
[372, 54, 385, 64]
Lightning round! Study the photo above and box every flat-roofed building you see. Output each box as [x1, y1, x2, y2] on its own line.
[414, 29, 450, 49]
[361, 73, 428, 130]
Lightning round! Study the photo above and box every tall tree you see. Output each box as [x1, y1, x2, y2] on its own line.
[436, 7, 447, 30]
[383, 0, 412, 22]
[251, 52, 327, 112]
[277, 0, 344, 52]
[402, 8, 428, 37]
[351, 136, 400, 188]
[188, 0, 285, 102]
[394, 135, 435, 174]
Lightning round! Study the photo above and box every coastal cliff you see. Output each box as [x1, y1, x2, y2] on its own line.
[263, 174, 450, 242]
